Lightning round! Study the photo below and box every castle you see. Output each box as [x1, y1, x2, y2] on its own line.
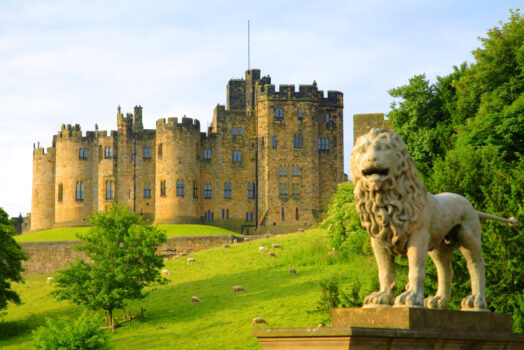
[31, 69, 345, 233]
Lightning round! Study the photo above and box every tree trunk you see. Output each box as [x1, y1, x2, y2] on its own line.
[108, 308, 114, 333]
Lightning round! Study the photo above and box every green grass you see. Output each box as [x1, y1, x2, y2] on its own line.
[2, 229, 377, 349]
[15, 225, 238, 242]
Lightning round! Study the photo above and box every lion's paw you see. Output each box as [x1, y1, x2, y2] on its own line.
[394, 290, 424, 307]
[363, 291, 395, 306]
[424, 295, 449, 309]
[461, 294, 487, 311]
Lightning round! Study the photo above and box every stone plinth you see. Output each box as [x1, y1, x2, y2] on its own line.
[253, 308, 524, 350]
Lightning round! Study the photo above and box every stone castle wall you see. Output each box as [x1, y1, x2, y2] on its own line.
[353, 113, 391, 145]
[20, 235, 237, 275]
[30, 69, 345, 234]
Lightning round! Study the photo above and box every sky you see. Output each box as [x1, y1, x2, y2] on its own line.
[0, 0, 520, 218]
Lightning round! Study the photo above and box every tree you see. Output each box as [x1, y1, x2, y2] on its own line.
[387, 9, 524, 331]
[52, 205, 166, 329]
[0, 207, 28, 313]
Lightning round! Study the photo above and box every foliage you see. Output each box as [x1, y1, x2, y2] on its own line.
[388, 10, 524, 331]
[32, 311, 110, 350]
[52, 204, 166, 327]
[320, 182, 372, 256]
[0, 208, 28, 314]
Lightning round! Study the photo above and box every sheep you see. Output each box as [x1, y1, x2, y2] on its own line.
[258, 246, 267, 252]
[327, 248, 335, 257]
[244, 237, 249, 242]
[233, 239, 238, 244]
[47, 277, 54, 284]
[271, 243, 281, 249]
[191, 296, 202, 304]
[161, 269, 170, 277]
[232, 286, 247, 295]
[253, 317, 268, 326]
[187, 257, 196, 265]
[223, 243, 230, 249]
[298, 228, 304, 232]
[289, 268, 296, 276]
[267, 251, 277, 257]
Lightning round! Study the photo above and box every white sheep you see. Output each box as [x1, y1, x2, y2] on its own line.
[233, 239, 238, 244]
[233, 286, 247, 295]
[47, 276, 54, 284]
[244, 237, 250, 242]
[187, 258, 196, 265]
[258, 246, 267, 252]
[271, 243, 281, 249]
[223, 243, 230, 249]
[253, 317, 268, 326]
[298, 228, 304, 232]
[267, 251, 276, 257]
[191, 296, 202, 304]
[327, 248, 335, 257]
[162, 269, 170, 277]
[289, 268, 296, 276]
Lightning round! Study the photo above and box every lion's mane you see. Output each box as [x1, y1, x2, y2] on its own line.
[350, 129, 426, 255]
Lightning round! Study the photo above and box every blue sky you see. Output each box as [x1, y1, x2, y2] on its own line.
[0, 0, 520, 217]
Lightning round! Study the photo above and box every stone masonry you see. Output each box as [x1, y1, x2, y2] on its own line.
[31, 69, 345, 233]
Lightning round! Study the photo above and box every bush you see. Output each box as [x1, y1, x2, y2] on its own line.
[33, 312, 110, 350]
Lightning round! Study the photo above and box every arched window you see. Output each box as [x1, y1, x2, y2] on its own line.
[272, 136, 277, 149]
[143, 147, 151, 159]
[160, 180, 167, 197]
[325, 113, 330, 123]
[298, 108, 303, 120]
[105, 180, 113, 200]
[76, 181, 84, 201]
[144, 183, 151, 198]
[176, 180, 184, 197]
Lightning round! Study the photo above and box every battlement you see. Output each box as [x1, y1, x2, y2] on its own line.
[257, 82, 343, 105]
[33, 146, 56, 158]
[156, 116, 201, 133]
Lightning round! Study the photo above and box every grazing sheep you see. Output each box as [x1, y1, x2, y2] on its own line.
[259, 246, 267, 252]
[327, 248, 335, 257]
[253, 317, 268, 326]
[232, 286, 247, 295]
[298, 228, 304, 232]
[223, 243, 230, 249]
[271, 243, 281, 249]
[47, 277, 54, 284]
[191, 296, 202, 304]
[289, 268, 296, 276]
[187, 258, 196, 265]
[233, 239, 238, 244]
[162, 269, 170, 277]
[267, 251, 277, 257]
[244, 237, 249, 242]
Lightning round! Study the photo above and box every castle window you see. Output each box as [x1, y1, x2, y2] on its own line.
[293, 134, 303, 148]
[279, 165, 287, 177]
[203, 149, 211, 160]
[247, 183, 255, 199]
[144, 183, 151, 198]
[326, 113, 330, 123]
[222, 209, 225, 219]
[298, 108, 303, 120]
[291, 183, 301, 196]
[193, 181, 198, 199]
[239, 127, 243, 135]
[296, 207, 299, 221]
[318, 138, 321, 150]
[291, 165, 295, 176]
[204, 184, 212, 199]
[227, 209, 229, 219]
[143, 147, 151, 159]
[272, 136, 277, 149]
[76, 181, 84, 201]
[79, 148, 87, 159]
[274, 108, 284, 120]
[233, 151, 241, 163]
[204, 210, 214, 223]
[105, 180, 113, 200]
[246, 212, 254, 222]
[326, 138, 329, 150]
[231, 127, 236, 135]
[158, 144, 163, 159]
[281, 207, 285, 221]
[104, 146, 112, 159]
[176, 180, 184, 197]
[58, 183, 63, 202]
[224, 182, 232, 199]
[160, 180, 167, 197]
[279, 183, 288, 196]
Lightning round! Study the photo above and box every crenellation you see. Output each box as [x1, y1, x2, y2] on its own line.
[30, 69, 345, 234]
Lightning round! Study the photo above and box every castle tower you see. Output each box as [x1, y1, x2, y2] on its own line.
[154, 117, 201, 224]
[31, 145, 56, 231]
[54, 124, 96, 227]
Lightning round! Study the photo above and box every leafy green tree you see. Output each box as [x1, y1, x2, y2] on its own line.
[0, 208, 28, 314]
[33, 311, 110, 350]
[52, 205, 166, 328]
[388, 9, 523, 331]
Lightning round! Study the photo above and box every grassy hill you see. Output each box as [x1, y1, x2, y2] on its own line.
[15, 224, 239, 242]
[1, 229, 377, 349]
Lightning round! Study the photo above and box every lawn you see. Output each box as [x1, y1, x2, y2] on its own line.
[2, 229, 378, 349]
[15, 224, 238, 242]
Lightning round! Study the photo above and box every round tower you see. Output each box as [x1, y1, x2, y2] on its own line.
[54, 124, 94, 227]
[154, 117, 200, 224]
[31, 146, 56, 231]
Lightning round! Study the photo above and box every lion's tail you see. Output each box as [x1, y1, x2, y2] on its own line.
[477, 211, 519, 227]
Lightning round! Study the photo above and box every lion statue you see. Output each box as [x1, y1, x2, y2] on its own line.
[350, 128, 518, 311]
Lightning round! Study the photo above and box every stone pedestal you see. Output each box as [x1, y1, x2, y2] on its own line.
[253, 308, 524, 349]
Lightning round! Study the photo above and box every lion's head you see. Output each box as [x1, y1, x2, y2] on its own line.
[350, 128, 426, 255]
